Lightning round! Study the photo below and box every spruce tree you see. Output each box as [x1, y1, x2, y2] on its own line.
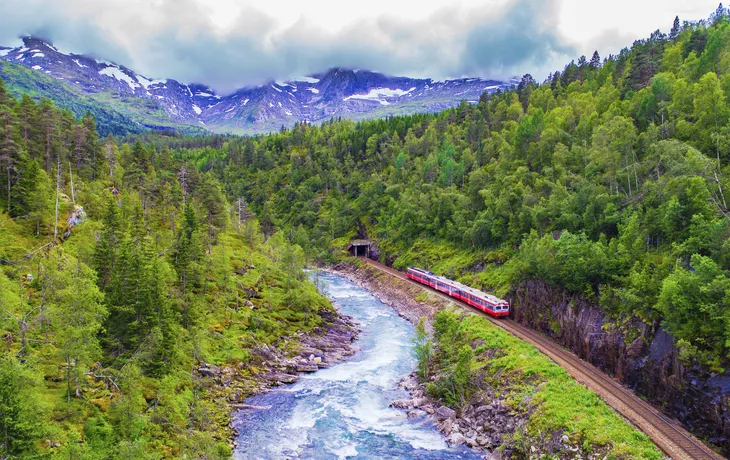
[0, 103, 18, 213]
[670, 16, 681, 40]
[714, 3, 726, 23]
[590, 50, 601, 69]
[39, 99, 57, 173]
[174, 202, 202, 294]
[94, 199, 124, 290]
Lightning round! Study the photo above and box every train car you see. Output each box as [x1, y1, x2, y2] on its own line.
[407, 267, 509, 317]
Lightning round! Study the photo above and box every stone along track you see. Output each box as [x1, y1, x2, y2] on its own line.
[358, 257, 723, 460]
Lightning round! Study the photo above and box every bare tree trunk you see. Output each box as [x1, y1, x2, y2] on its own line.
[625, 151, 632, 196]
[6, 160, 10, 214]
[54, 156, 60, 245]
[69, 162, 75, 204]
[45, 126, 51, 173]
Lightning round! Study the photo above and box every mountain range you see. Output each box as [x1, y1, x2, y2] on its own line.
[0, 37, 516, 135]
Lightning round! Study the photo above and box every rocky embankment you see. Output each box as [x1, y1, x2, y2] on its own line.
[198, 311, 359, 446]
[390, 373, 538, 459]
[511, 279, 730, 455]
[331, 262, 534, 458]
[328, 261, 448, 324]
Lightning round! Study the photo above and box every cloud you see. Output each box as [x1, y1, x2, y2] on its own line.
[0, 0, 577, 93]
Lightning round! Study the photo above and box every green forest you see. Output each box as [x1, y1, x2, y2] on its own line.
[172, 11, 730, 369]
[2, 5, 730, 459]
[0, 82, 333, 457]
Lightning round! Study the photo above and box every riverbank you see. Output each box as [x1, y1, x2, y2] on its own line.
[331, 259, 661, 459]
[201, 307, 360, 449]
[230, 271, 485, 459]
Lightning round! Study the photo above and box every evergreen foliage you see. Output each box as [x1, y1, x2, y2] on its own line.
[0, 85, 333, 457]
[172, 11, 730, 368]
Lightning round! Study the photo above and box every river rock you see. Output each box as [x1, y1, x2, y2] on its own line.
[411, 397, 429, 408]
[390, 399, 412, 409]
[440, 418, 454, 434]
[296, 363, 319, 373]
[435, 405, 456, 420]
[446, 432, 466, 445]
[264, 372, 299, 384]
[407, 410, 420, 419]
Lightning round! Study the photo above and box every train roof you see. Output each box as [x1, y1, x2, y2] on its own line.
[407, 267, 508, 306]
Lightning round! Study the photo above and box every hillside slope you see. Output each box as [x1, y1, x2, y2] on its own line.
[173, 10, 730, 454]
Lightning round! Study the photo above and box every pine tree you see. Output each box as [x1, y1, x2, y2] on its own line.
[47, 255, 106, 403]
[0, 79, 9, 106]
[15, 95, 36, 147]
[11, 154, 53, 234]
[196, 174, 228, 253]
[0, 356, 43, 457]
[174, 202, 202, 294]
[94, 199, 124, 289]
[670, 16, 681, 40]
[39, 99, 57, 173]
[714, 3, 726, 23]
[0, 102, 19, 213]
[590, 50, 601, 69]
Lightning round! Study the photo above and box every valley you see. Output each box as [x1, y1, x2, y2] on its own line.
[1, 4, 730, 460]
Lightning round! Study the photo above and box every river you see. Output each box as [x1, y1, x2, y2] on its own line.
[232, 271, 483, 459]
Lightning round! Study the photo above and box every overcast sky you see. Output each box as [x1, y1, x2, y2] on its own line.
[0, 0, 721, 93]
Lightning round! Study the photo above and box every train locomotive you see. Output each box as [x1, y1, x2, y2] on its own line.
[406, 267, 509, 317]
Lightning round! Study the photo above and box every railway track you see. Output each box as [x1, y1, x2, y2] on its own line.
[358, 257, 724, 460]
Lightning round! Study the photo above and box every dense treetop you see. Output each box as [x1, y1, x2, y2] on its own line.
[171, 10, 730, 369]
[2, 6, 730, 458]
[0, 79, 329, 458]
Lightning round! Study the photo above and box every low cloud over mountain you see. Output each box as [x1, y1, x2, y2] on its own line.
[0, 0, 574, 94]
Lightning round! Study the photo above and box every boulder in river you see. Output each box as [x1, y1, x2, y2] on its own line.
[295, 362, 319, 373]
[390, 399, 412, 409]
[446, 432, 466, 445]
[436, 405, 456, 420]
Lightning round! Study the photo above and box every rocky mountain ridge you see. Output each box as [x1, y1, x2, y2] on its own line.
[0, 36, 516, 134]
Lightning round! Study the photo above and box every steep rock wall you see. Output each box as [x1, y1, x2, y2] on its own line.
[510, 279, 729, 455]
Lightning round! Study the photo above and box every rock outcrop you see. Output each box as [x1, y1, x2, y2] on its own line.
[511, 279, 730, 455]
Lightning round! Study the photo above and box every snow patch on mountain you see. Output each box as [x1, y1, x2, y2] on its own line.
[99, 66, 140, 91]
[344, 87, 416, 104]
[192, 105, 202, 115]
[293, 76, 320, 84]
[308, 88, 320, 94]
[72, 59, 87, 68]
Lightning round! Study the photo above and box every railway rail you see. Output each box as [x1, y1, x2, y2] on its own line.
[358, 257, 724, 460]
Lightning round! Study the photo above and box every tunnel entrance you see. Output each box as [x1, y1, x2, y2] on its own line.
[347, 239, 373, 258]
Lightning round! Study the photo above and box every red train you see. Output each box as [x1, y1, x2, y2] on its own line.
[406, 267, 509, 317]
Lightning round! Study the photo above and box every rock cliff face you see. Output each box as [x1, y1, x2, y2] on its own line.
[510, 279, 730, 455]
